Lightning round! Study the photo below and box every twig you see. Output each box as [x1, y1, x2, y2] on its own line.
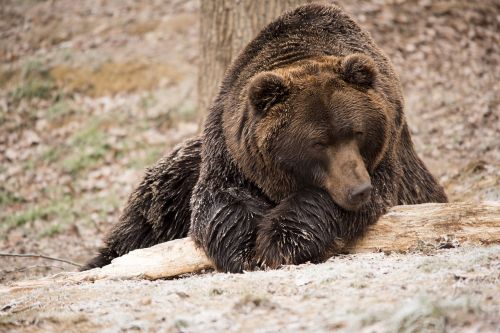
[0, 253, 82, 267]
[1, 264, 67, 275]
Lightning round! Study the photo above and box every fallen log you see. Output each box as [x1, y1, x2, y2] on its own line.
[1, 201, 499, 294]
[347, 201, 500, 252]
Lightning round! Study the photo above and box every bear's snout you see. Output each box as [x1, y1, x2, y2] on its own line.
[348, 182, 372, 207]
[323, 139, 372, 211]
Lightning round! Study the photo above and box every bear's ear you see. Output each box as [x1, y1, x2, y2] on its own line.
[248, 72, 289, 116]
[339, 54, 378, 88]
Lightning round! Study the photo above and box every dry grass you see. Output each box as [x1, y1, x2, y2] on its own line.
[50, 62, 183, 96]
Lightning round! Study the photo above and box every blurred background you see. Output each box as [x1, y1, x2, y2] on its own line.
[0, 0, 498, 282]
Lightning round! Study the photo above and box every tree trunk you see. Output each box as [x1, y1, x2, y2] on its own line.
[2, 201, 499, 295]
[198, 0, 313, 124]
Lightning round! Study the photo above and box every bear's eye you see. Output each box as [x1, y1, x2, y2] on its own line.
[355, 131, 364, 138]
[312, 141, 329, 150]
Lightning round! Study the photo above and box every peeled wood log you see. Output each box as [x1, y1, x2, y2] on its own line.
[1, 202, 499, 295]
[0, 238, 212, 294]
[347, 201, 500, 253]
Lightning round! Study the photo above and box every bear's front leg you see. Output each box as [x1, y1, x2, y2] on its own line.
[190, 185, 272, 273]
[255, 188, 342, 269]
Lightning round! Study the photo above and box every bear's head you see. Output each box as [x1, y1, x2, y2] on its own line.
[224, 54, 392, 211]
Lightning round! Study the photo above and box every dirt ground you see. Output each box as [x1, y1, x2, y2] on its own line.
[1, 246, 499, 333]
[0, 0, 499, 332]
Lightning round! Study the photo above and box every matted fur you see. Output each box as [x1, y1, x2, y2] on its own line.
[83, 4, 447, 272]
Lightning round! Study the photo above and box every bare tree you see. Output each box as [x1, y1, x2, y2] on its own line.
[198, 0, 312, 122]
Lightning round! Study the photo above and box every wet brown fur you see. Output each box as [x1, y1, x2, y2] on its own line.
[83, 4, 447, 272]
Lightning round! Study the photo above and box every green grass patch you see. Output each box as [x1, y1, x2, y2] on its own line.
[62, 145, 110, 175]
[62, 117, 113, 175]
[9, 59, 56, 102]
[46, 100, 74, 120]
[70, 117, 106, 146]
[125, 145, 164, 169]
[174, 319, 189, 330]
[2, 196, 75, 238]
[1, 188, 123, 239]
[139, 93, 158, 110]
[4, 205, 52, 229]
[31, 113, 122, 176]
[175, 101, 198, 122]
[141, 146, 164, 167]
[76, 191, 123, 234]
[0, 67, 16, 88]
[0, 188, 23, 206]
[23, 158, 37, 172]
[40, 223, 63, 238]
[21, 59, 49, 79]
[11, 79, 55, 101]
[41, 146, 62, 164]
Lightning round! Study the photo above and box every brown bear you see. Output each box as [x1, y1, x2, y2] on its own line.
[83, 4, 447, 273]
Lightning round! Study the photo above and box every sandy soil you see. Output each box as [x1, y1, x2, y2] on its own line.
[0, 0, 499, 332]
[2, 246, 499, 333]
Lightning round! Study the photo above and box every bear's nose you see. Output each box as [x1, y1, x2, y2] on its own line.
[348, 182, 372, 206]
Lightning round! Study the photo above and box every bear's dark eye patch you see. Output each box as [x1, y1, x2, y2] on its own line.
[354, 131, 365, 140]
[312, 141, 329, 150]
[330, 126, 356, 142]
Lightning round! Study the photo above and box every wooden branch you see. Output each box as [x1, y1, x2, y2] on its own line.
[1, 202, 499, 295]
[0, 237, 211, 294]
[0, 253, 83, 267]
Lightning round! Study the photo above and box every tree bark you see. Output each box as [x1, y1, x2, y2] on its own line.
[198, 0, 313, 124]
[1, 202, 498, 295]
